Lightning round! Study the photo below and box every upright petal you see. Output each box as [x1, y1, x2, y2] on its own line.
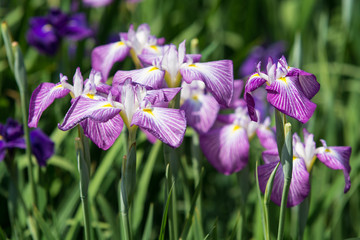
[258, 158, 310, 207]
[28, 82, 70, 128]
[266, 76, 316, 123]
[59, 96, 120, 131]
[145, 88, 181, 105]
[91, 41, 130, 80]
[131, 107, 186, 148]
[316, 140, 351, 193]
[113, 66, 165, 89]
[181, 94, 220, 134]
[180, 60, 234, 106]
[200, 124, 249, 175]
[80, 115, 123, 150]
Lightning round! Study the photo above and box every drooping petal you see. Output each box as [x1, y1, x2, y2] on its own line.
[59, 96, 120, 131]
[113, 66, 165, 89]
[140, 128, 158, 144]
[80, 115, 123, 150]
[266, 76, 317, 123]
[316, 140, 351, 193]
[131, 107, 186, 148]
[258, 158, 310, 207]
[245, 73, 267, 93]
[180, 94, 220, 134]
[262, 148, 279, 163]
[91, 41, 130, 80]
[145, 88, 181, 105]
[256, 118, 277, 150]
[199, 124, 249, 175]
[228, 79, 244, 108]
[28, 82, 70, 128]
[180, 60, 234, 106]
[287, 68, 320, 100]
[29, 129, 54, 166]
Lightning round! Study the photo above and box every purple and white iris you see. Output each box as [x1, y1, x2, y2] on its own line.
[257, 128, 351, 207]
[114, 40, 234, 106]
[27, 9, 92, 55]
[91, 24, 165, 80]
[1, 118, 54, 166]
[59, 78, 187, 148]
[244, 56, 320, 123]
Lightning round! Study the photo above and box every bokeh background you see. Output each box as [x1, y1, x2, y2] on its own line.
[1, 0, 359, 239]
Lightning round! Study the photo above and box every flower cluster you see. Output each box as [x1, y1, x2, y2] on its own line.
[27, 8, 92, 55]
[0, 118, 54, 166]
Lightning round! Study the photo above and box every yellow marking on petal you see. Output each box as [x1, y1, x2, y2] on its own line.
[101, 103, 112, 108]
[232, 125, 241, 132]
[86, 93, 95, 99]
[192, 95, 199, 101]
[117, 41, 125, 46]
[188, 64, 197, 67]
[0, 135, 3, 140]
[143, 108, 154, 116]
[279, 77, 287, 83]
[148, 66, 158, 72]
[54, 84, 63, 88]
[252, 73, 260, 77]
[325, 148, 331, 153]
[293, 156, 297, 161]
[150, 45, 159, 51]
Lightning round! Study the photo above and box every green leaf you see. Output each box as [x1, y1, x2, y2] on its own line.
[203, 219, 217, 240]
[1, 21, 14, 72]
[158, 172, 173, 240]
[141, 203, 154, 240]
[33, 208, 59, 240]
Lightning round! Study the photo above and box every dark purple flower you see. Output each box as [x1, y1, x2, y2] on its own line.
[240, 41, 286, 77]
[0, 118, 54, 166]
[27, 8, 92, 55]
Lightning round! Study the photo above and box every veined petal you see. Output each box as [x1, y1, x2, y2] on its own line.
[80, 115, 123, 150]
[288, 68, 320, 99]
[180, 60, 234, 106]
[316, 140, 351, 193]
[145, 88, 181, 105]
[200, 124, 249, 175]
[59, 96, 120, 131]
[113, 66, 165, 89]
[262, 148, 279, 163]
[131, 107, 186, 148]
[266, 76, 316, 123]
[180, 94, 220, 134]
[185, 54, 202, 63]
[91, 41, 130, 80]
[245, 73, 267, 93]
[140, 128, 158, 144]
[256, 119, 277, 150]
[258, 158, 310, 207]
[28, 82, 70, 128]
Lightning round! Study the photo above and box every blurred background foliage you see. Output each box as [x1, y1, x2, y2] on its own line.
[0, 0, 360, 239]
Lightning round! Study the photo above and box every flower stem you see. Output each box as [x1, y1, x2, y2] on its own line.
[76, 126, 92, 240]
[275, 110, 293, 240]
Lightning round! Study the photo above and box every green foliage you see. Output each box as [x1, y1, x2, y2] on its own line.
[1, 0, 360, 239]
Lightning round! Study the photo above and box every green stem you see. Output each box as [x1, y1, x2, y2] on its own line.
[275, 111, 293, 240]
[76, 127, 92, 240]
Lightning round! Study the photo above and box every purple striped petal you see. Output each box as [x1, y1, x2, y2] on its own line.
[316, 140, 351, 193]
[145, 88, 181, 105]
[180, 60, 234, 106]
[245, 73, 267, 93]
[180, 94, 220, 134]
[262, 148, 279, 163]
[288, 68, 320, 99]
[59, 96, 120, 131]
[266, 76, 316, 123]
[256, 118, 277, 150]
[140, 128, 157, 144]
[80, 115, 123, 150]
[91, 41, 130, 80]
[200, 124, 249, 175]
[258, 158, 310, 207]
[113, 66, 165, 89]
[28, 82, 70, 128]
[131, 107, 186, 148]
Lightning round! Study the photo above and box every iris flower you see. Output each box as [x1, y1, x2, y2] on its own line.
[257, 128, 351, 207]
[28, 68, 122, 150]
[114, 40, 234, 106]
[1, 118, 54, 166]
[58, 79, 187, 148]
[91, 24, 165, 80]
[27, 9, 92, 55]
[244, 56, 320, 123]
